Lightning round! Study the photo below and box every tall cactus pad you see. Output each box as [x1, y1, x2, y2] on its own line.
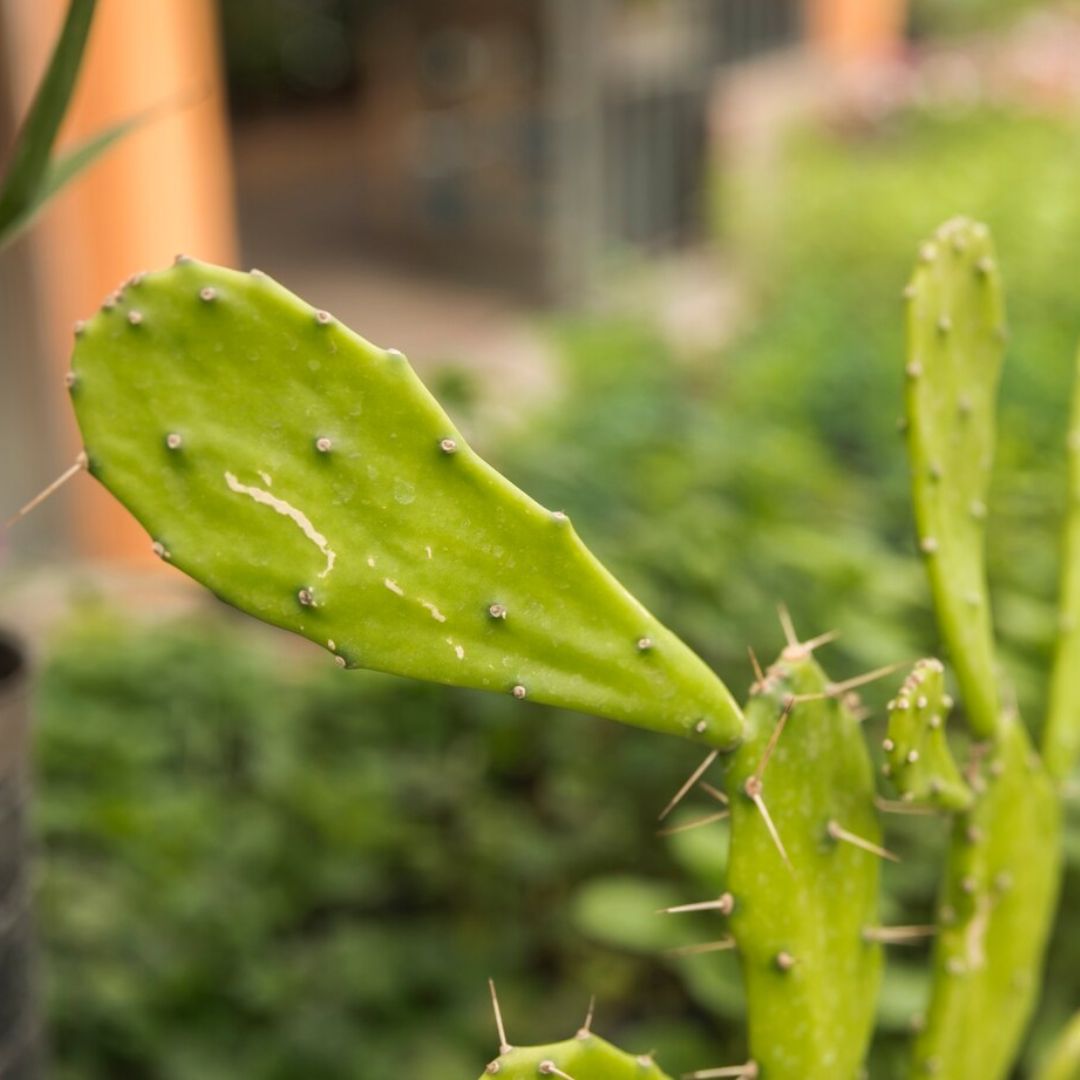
[723, 649, 882, 1078]
[68, 260, 742, 747]
[884, 659, 972, 812]
[913, 721, 1061, 1079]
[1044, 343, 1080, 781]
[480, 1034, 672, 1080]
[904, 217, 1004, 740]
[1036, 1010, 1080, 1080]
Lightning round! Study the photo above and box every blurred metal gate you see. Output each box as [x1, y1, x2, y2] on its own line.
[355, 0, 801, 303]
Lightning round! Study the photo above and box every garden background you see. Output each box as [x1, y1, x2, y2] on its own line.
[2, 1, 1080, 1076]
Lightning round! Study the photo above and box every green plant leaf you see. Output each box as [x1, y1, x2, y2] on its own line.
[0, 112, 144, 248]
[0, 0, 97, 247]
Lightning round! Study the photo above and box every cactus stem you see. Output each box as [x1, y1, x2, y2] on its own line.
[665, 937, 737, 957]
[826, 820, 900, 862]
[3, 453, 87, 530]
[862, 924, 936, 944]
[659, 893, 735, 916]
[742, 776, 791, 869]
[658, 750, 719, 821]
[656, 810, 730, 837]
[684, 1062, 758, 1079]
[487, 978, 512, 1055]
[575, 995, 596, 1039]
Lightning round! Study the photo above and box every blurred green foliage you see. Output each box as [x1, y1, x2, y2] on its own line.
[910, 0, 1046, 36]
[35, 104, 1080, 1076]
[36, 610, 722, 1079]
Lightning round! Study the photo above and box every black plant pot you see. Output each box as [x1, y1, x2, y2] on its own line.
[0, 634, 40, 1077]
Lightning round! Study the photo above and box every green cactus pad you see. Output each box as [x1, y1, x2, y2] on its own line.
[903, 217, 1005, 740]
[68, 260, 742, 747]
[884, 659, 972, 812]
[1044, 343, 1080, 781]
[912, 720, 1061, 1079]
[479, 1034, 672, 1080]
[723, 648, 882, 1078]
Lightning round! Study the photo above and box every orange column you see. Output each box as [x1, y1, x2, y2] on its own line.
[804, 0, 910, 64]
[8, 0, 237, 564]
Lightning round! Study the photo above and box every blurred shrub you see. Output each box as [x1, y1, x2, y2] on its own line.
[910, 0, 1047, 37]
[34, 104, 1080, 1076]
[36, 609, 722, 1079]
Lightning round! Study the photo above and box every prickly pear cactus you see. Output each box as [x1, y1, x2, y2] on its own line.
[480, 1034, 672, 1080]
[883, 659, 972, 812]
[67, 259, 742, 748]
[903, 218, 1065, 1080]
[721, 646, 883, 1078]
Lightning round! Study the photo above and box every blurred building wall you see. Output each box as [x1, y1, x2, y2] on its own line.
[0, 0, 236, 565]
[805, 0, 909, 63]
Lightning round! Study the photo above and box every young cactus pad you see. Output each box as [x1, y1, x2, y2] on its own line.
[67, 260, 743, 747]
[884, 659, 972, 812]
[480, 1034, 672, 1080]
[904, 217, 1004, 740]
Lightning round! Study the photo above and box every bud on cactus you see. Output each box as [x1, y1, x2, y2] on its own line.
[884, 659, 972, 812]
[480, 1034, 672, 1080]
